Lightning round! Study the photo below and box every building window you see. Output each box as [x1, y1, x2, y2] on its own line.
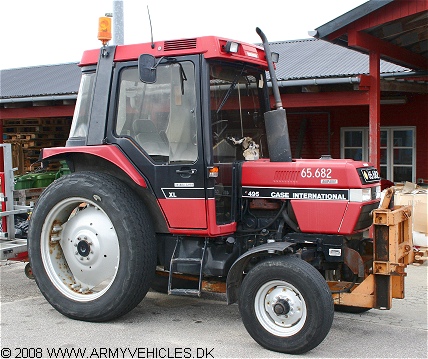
[341, 127, 416, 183]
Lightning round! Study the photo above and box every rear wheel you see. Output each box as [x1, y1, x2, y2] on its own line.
[238, 256, 334, 354]
[28, 172, 156, 322]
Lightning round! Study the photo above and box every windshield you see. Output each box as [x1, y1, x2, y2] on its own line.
[209, 62, 268, 163]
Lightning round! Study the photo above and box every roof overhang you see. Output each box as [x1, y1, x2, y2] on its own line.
[312, 0, 428, 71]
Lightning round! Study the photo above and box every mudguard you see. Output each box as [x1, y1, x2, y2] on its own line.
[41, 145, 147, 188]
[226, 241, 295, 304]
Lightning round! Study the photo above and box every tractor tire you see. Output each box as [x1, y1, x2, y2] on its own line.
[28, 171, 156, 322]
[238, 256, 334, 354]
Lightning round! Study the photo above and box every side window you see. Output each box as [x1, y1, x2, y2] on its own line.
[69, 72, 96, 139]
[115, 62, 197, 163]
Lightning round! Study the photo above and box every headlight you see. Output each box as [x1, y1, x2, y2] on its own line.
[361, 188, 372, 202]
[374, 185, 381, 199]
[349, 186, 380, 202]
[224, 41, 239, 53]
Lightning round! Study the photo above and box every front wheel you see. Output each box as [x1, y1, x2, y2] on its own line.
[28, 172, 156, 322]
[238, 256, 334, 354]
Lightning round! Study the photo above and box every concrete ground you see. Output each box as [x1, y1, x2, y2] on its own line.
[0, 260, 427, 358]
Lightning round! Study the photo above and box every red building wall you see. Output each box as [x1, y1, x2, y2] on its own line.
[285, 93, 427, 183]
[287, 112, 331, 159]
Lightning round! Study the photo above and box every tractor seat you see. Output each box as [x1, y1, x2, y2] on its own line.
[132, 119, 169, 157]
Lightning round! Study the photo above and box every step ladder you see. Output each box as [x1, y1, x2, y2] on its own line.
[168, 237, 208, 296]
[1, 144, 32, 259]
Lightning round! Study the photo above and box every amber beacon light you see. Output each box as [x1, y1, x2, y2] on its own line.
[98, 16, 112, 45]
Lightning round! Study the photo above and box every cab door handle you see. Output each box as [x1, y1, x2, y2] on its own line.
[176, 168, 197, 175]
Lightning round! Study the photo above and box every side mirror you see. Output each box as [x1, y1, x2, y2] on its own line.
[271, 52, 279, 63]
[138, 54, 157, 83]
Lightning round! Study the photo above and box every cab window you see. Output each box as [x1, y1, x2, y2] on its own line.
[69, 72, 96, 139]
[115, 62, 197, 163]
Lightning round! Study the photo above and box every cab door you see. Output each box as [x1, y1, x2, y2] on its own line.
[110, 56, 208, 229]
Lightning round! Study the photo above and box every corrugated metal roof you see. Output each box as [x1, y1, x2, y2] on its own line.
[269, 38, 408, 80]
[0, 63, 81, 99]
[0, 39, 409, 100]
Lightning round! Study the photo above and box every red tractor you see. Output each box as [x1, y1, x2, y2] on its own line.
[27, 25, 412, 354]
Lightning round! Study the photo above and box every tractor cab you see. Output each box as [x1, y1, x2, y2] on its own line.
[63, 36, 274, 235]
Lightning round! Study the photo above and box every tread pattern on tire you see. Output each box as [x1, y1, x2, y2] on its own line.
[238, 256, 334, 354]
[28, 171, 157, 322]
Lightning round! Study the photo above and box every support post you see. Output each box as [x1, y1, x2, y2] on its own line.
[369, 50, 381, 170]
[113, 0, 125, 45]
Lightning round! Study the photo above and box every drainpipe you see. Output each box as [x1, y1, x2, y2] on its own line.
[273, 77, 361, 87]
[0, 95, 77, 104]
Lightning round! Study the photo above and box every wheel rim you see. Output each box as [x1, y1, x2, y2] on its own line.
[40, 197, 120, 301]
[255, 280, 307, 337]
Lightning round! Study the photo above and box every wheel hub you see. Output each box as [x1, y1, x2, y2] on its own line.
[77, 239, 91, 257]
[259, 282, 305, 331]
[54, 204, 119, 292]
[70, 230, 100, 264]
[273, 298, 291, 315]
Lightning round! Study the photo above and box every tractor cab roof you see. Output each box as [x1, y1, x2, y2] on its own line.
[79, 36, 268, 69]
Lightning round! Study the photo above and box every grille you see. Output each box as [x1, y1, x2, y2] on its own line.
[163, 38, 197, 51]
[354, 202, 379, 231]
[273, 170, 300, 184]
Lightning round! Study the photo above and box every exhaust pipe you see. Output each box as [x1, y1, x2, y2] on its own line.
[256, 27, 292, 162]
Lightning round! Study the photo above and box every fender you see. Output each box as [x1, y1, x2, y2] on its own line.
[226, 241, 295, 304]
[41, 144, 147, 188]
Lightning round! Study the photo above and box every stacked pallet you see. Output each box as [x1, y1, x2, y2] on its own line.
[13, 188, 44, 206]
[3, 118, 71, 174]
